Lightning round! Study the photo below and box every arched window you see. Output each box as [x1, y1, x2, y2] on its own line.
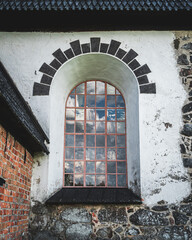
[64, 80, 127, 188]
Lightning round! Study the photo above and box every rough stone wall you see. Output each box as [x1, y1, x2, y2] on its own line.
[0, 124, 33, 240]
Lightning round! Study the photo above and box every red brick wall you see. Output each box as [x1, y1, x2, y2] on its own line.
[0, 125, 33, 240]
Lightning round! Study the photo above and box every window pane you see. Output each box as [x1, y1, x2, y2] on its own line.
[117, 148, 126, 160]
[75, 148, 84, 160]
[75, 162, 84, 173]
[107, 122, 116, 133]
[107, 162, 116, 173]
[107, 109, 115, 121]
[75, 135, 84, 147]
[67, 95, 75, 107]
[75, 175, 84, 186]
[107, 175, 116, 187]
[96, 122, 105, 133]
[96, 109, 105, 120]
[117, 122, 125, 134]
[76, 83, 85, 94]
[96, 148, 105, 160]
[86, 135, 95, 147]
[66, 121, 74, 133]
[76, 109, 84, 120]
[117, 109, 125, 121]
[107, 95, 115, 107]
[87, 81, 95, 94]
[86, 148, 95, 160]
[66, 109, 75, 120]
[65, 174, 73, 186]
[96, 175, 105, 186]
[107, 148, 116, 160]
[118, 175, 126, 187]
[86, 95, 95, 107]
[107, 135, 115, 147]
[86, 175, 95, 186]
[65, 135, 74, 147]
[76, 95, 85, 107]
[96, 81, 105, 94]
[117, 162, 126, 173]
[96, 162, 105, 173]
[86, 109, 95, 120]
[96, 135, 105, 147]
[65, 148, 74, 160]
[75, 121, 84, 133]
[86, 122, 95, 133]
[117, 135, 126, 147]
[96, 95, 105, 107]
[116, 96, 125, 107]
[116, 89, 120, 95]
[65, 162, 74, 173]
[86, 162, 95, 173]
[107, 84, 115, 94]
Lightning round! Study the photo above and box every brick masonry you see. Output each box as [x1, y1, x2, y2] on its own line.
[0, 125, 33, 240]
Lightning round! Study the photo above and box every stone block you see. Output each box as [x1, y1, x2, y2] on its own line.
[65, 223, 92, 240]
[61, 207, 91, 223]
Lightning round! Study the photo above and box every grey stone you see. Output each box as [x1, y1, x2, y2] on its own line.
[31, 202, 48, 215]
[33, 231, 59, 240]
[181, 42, 192, 50]
[177, 54, 189, 65]
[115, 226, 124, 233]
[129, 209, 169, 226]
[126, 227, 140, 236]
[173, 211, 189, 225]
[98, 207, 127, 224]
[53, 220, 66, 234]
[157, 226, 191, 240]
[140, 227, 157, 237]
[96, 227, 113, 239]
[181, 124, 192, 136]
[61, 207, 91, 223]
[179, 204, 192, 216]
[131, 237, 148, 240]
[151, 205, 169, 212]
[183, 158, 192, 168]
[66, 223, 92, 240]
[112, 233, 121, 240]
[30, 215, 48, 230]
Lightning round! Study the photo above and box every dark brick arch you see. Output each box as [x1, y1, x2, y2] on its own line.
[33, 38, 156, 96]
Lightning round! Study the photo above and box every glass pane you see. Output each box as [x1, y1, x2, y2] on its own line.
[117, 135, 126, 147]
[107, 148, 116, 160]
[65, 148, 74, 160]
[76, 95, 85, 107]
[96, 162, 105, 173]
[107, 84, 115, 94]
[116, 89, 120, 95]
[86, 135, 95, 147]
[75, 148, 84, 160]
[107, 162, 116, 173]
[75, 122, 84, 133]
[96, 122, 105, 133]
[107, 175, 116, 186]
[107, 109, 115, 121]
[117, 162, 126, 173]
[76, 83, 85, 94]
[75, 175, 84, 186]
[116, 96, 125, 107]
[71, 89, 75, 94]
[86, 95, 95, 107]
[86, 122, 95, 133]
[75, 135, 84, 147]
[96, 175, 105, 186]
[76, 109, 84, 120]
[66, 109, 75, 120]
[107, 95, 115, 107]
[117, 148, 126, 160]
[86, 162, 95, 173]
[66, 121, 74, 133]
[117, 122, 125, 134]
[86, 175, 95, 186]
[86, 109, 95, 120]
[107, 135, 115, 147]
[75, 161, 84, 173]
[65, 162, 74, 173]
[96, 109, 105, 120]
[96, 81, 105, 94]
[65, 174, 73, 186]
[96, 135, 105, 147]
[117, 109, 125, 121]
[86, 148, 95, 160]
[107, 122, 116, 133]
[118, 175, 126, 187]
[65, 135, 74, 147]
[96, 95, 105, 107]
[96, 148, 105, 160]
[67, 95, 75, 107]
[87, 81, 95, 94]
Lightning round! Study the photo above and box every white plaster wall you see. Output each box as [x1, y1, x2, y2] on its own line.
[0, 31, 190, 205]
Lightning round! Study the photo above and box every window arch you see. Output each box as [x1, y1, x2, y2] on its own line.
[64, 80, 127, 188]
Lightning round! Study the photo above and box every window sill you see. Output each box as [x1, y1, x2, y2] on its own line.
[45, 188, 142, 204]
